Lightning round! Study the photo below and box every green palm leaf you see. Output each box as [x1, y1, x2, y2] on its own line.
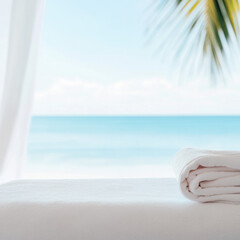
[147, 0, 240, 83]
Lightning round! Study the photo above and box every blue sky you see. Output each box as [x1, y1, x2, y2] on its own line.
[36, 0, 165, 89]
[33, 0, 240, 115]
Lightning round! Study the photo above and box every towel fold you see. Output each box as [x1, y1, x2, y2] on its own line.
[173, 148, 240, 204]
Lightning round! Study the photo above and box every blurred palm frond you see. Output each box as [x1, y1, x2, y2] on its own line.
[147, 0, 240, 83]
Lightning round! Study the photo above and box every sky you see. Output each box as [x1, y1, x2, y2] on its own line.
[32, 0, 240, 115]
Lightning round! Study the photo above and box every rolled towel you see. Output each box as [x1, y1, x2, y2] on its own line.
[173, 148, 240, 204]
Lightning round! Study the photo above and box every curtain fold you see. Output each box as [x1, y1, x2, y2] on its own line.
[0, 0, 45, 182]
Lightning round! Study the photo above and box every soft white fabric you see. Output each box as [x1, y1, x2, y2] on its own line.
[0, 0, 45, 181]
[0, 178, 239, 240]
[173, 148, 240, 203]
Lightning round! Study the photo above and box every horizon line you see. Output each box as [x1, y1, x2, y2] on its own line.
[31, 114, 240, 117]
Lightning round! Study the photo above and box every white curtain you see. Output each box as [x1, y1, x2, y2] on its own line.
[0, 0, 45, 182]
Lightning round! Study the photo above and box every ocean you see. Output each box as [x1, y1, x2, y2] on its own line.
[25, 116, 240, 178]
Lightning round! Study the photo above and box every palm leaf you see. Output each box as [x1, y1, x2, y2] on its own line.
[147, 0, 240, 83]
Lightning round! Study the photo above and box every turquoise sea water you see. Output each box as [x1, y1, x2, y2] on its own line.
[26, 116, 240, 178]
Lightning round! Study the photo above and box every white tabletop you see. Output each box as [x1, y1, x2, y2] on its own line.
[0, 178, 239, 240]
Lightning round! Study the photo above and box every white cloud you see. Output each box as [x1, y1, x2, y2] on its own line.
[33, 77, 240, 115]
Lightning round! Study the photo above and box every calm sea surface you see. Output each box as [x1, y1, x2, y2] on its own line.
[26, 116, 240, 178]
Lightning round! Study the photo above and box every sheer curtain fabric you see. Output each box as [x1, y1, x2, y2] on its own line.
[0, 0, 45, 182]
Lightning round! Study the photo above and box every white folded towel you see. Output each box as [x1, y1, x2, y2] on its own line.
[173, 148, 240, 204]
